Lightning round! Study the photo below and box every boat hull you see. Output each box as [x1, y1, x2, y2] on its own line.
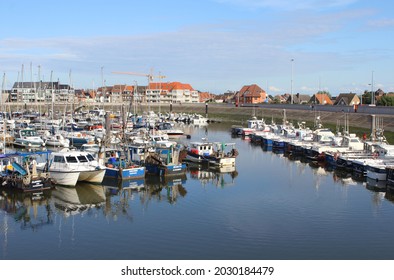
[78, 168, 106, 184]
[105, 166, 146, 180]
[47, 170, 80, 186]
[145, 163, 186, 177]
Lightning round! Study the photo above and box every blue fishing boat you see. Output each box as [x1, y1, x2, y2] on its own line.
[144, 145, 186, 177]
[103, 149, 145, 180]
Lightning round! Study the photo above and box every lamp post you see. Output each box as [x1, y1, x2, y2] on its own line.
[371, 71, 374, 105]
[291, 58, 294, 104]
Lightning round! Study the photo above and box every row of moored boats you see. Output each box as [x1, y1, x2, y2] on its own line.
[232, 113, 394, 187]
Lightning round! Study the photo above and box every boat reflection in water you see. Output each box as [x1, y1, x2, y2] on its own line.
[51, 183, 106, 217]
[102, 178, 145, 196]
[142, 175, 188, 204]
[187, 163, 238, 188]
[103, 175, 187, 215]
[0, 188, 53, 231]
[366, 177, 387, 192]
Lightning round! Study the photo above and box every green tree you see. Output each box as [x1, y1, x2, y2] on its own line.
[362, 91, 372, 104]
[377, 95, 394, 106]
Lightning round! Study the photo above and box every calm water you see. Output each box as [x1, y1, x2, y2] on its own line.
[1, 123, 394, 260]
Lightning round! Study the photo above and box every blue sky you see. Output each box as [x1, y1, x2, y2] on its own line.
[1, 0, 393, 95]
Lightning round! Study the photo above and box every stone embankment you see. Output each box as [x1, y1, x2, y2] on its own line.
[6, 102, 393, 132]
[166, 103, 394, 133]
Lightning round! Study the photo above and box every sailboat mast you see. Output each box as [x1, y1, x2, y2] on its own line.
[2, 73, 6, 153]
[50, 70, 54, 119]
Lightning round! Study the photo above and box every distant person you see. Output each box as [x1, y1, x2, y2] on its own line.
[108, 153, 116, 166]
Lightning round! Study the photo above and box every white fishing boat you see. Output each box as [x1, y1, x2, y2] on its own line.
[241, 116, 267, 136]
[37, 149, 106, 186]
[184, 140, 238, 167]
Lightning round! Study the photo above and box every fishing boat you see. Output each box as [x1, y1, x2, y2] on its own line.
[36, 149, 106, 186]
[104, 149, 146, 180]
[144, 145, 186, 177]
[0, 152, 53, 192]
[241, 117, 267, 136]
[183, 140, 238, 167]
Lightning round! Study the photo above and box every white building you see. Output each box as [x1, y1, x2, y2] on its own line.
[146, 82, 199, 104]
[10, 81, 75, 103]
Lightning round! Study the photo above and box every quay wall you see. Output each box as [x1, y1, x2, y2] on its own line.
[5, 102, 394, 132]
[163, 103, 394, 133]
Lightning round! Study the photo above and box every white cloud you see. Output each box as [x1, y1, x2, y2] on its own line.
[268, 86, 282, 93]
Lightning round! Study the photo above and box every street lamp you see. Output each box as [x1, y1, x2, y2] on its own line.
[371, 71, 374, 105]
[291, 58, 294, 104]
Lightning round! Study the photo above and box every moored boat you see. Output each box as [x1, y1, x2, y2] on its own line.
[13, 128, 45, 148]
[0, 152, 53, 192]
[145, 145, 186, 177]
[183, 141, 238, 167]
[36, 149, 106, 186]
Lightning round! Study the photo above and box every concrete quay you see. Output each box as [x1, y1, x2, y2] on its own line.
[164, 103, 394, 133]
[5, 102, 394, 132]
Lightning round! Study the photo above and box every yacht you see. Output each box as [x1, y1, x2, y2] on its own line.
[13, 128, 45, 148]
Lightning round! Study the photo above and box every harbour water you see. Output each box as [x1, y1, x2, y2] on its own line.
[1, 123, 394, 260]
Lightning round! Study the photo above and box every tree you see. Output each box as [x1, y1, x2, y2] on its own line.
[377, 95, 394, 106]
[362, 91, 372, 104]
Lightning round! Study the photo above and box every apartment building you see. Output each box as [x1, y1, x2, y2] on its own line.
[10, 81, 75, 103]
[146, 82, 199, 103]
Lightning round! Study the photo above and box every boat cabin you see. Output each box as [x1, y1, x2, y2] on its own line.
[189, 142, 214, 156]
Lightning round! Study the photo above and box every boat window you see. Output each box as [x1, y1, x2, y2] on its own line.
[65, 156, 78, 163]
[78, 155, 88, 162]
[86, 154, 95, 161]
[54, 156, 65, 163]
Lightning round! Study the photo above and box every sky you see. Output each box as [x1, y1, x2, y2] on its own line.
[0, 0, 393, 96]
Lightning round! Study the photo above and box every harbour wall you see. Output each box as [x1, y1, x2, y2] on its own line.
[5, 102, 394, 132]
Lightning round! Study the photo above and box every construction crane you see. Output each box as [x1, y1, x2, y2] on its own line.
[112, 70, 166, 112]
[112, 71, 166, 82]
